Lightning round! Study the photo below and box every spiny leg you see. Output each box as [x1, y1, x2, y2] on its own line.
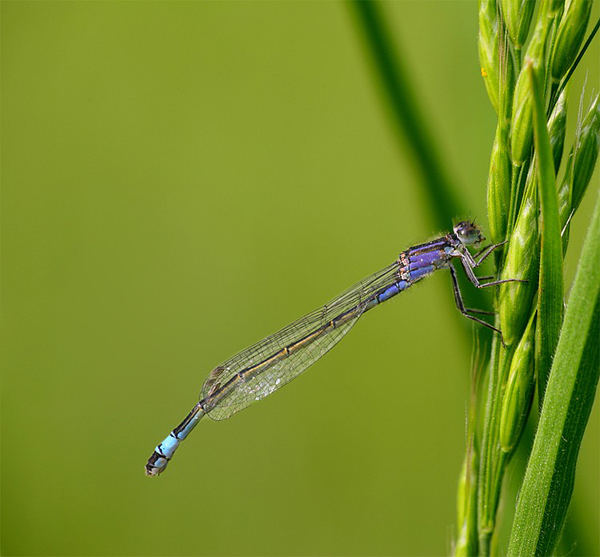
[460, 257, 526, 289]
[448, 265, 503, 335]
[473, 240, 507, 267]
[464, 307, 495, 315]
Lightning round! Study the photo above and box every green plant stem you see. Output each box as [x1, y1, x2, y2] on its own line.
[477, 339, 513, 555]
[508, 188, 600, 555]
[349, 0, 491, 336]
[348, 0, 462, 227]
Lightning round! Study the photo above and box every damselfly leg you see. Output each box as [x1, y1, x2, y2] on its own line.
[473, 240, 507, 266]
[449, 240, 526, 342]
[448, 265, 503, 336]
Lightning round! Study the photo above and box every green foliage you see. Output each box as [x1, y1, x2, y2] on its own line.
[355, 1, 600, 553]
[509, 0, 557, 165]
[479, 0, 504, 114]
[499, 312, 535, 452]
[508, 193, 600, 554]
[501, 0, 536, 49]
[559, 95, 600, 251]
[572, 95, 600, 211]
[487, 126, 512, 243]
[551, 0, 593, 82]
[455, 442, 480, 556]
[499, 171, 539, 345]
[528, 62, 564, 401]
[548, 90, 568, 173]
[462, 0, 600, 554]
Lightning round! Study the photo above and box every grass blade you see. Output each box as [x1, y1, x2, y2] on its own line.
[508, 188, 600, 555]
[348, 0, 462, 227]
[527, 63, 564, 400]
[349, 0, 491, 328]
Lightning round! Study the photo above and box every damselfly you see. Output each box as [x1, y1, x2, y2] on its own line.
[146, 221, 516, 477]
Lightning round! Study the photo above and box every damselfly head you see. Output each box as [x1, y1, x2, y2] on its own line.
[454, 221, 484, 245]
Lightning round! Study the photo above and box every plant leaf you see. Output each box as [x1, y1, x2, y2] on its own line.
[507, 189, 600, 555]
[527, 63, 564, 401]
[348, 0, 462, 226]
[349, 0, 491, 334]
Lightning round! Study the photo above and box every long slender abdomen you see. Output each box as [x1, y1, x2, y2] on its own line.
[145, 402, 205, 476]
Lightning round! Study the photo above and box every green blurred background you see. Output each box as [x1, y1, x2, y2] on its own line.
[2, 1, 598, 555]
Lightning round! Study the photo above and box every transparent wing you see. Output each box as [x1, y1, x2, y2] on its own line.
[202, 262, 399, 420]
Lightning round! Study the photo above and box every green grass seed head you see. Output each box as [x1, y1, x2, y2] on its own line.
[456, 452, 469, 532]
[548, 89, 568, 172]
[557, 94, 599, 237]
[479, 0, 502, 112]
[550, 0, 593, 82]
[511, 0, 558, 164]
[510, 66, 535, 164]
[479, 0, 516, 115]
[454, 444, 478, 557]
[510, 28, 547, 165]
[572, 94, 600, 212]
[500, 0, 536, 48]
[557, 167, 573, 231]
[499, 171, 539, 344]
[500, 313, 536, 452]
[487, 125, 512, 243]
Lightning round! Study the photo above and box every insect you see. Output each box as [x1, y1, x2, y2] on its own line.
[146, 221, 516, 476]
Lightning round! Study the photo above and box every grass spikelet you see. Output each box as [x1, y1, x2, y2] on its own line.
[510, 64, 535, 165]
[510, 0, 561, 165]
[550, 0, 593, 82]
[548, 89, 568, 172]
[500, 312, 536, 452]
[479, 0, 501, 113]
[479, 0, 515, 115]
[487, 126, 512, 243]
[500, 0, 536, 49]
[499, 170, 539, 345]
[455, 444, 479, 557]
[572, 93, 600, 212]
[559, 93, 600, 250]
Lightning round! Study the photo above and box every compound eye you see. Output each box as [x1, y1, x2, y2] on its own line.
[454, 221, 482, 244]
[454, 221, 469, 236]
